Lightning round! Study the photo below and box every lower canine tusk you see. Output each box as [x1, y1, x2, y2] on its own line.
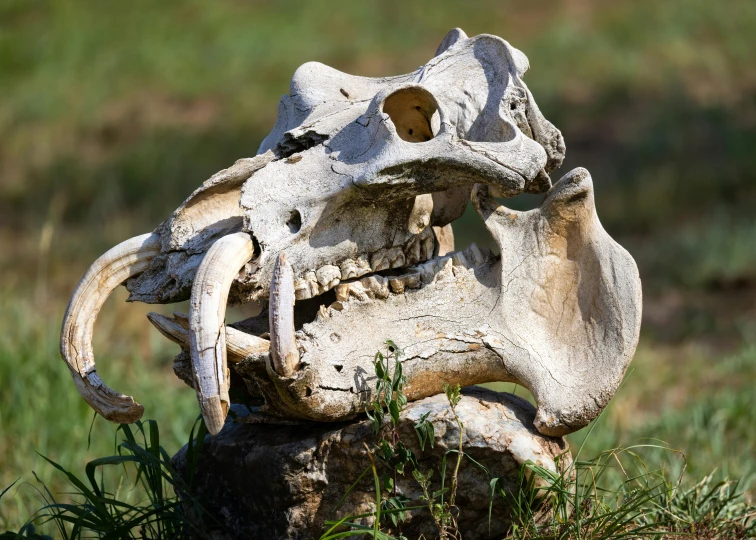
[269, 253, 300, 377]
[189, 232, 255, 436]
[60, 232, 161, 423]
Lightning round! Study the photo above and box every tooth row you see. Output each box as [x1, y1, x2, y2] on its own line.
[294, 228, 436, 300]
[332, 243, 492, 303]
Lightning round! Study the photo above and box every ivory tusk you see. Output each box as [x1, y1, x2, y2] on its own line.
[60, 232, 161, 423]
[147, 312, 269, 363]
[269, 253, 300, 377]
[188, 232, 255, 435]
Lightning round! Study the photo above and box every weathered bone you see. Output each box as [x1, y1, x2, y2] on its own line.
[61, 30, 639, 440]
[246, 169, 641, 435]
[125, 32, 564, 306]
[268, 253, 300, 377]
[60, 233, 161, 422]
[188, 231, 255, 435]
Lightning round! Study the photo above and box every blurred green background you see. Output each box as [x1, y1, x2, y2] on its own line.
[1, 0, 754, 530]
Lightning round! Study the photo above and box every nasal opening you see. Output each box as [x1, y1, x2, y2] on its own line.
[382, 87, 440, 143]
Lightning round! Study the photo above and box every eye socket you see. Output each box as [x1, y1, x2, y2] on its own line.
[286, 209, 302, 233]
[383, 87, 440, 143]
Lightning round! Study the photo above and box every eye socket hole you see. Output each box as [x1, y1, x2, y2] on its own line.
[383, 87, 440, 143]
[287, 210, 302, 233]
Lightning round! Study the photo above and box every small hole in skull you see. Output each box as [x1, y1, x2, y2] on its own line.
[383, 87, 440, 143]
[334, 364, 343, 372]
[305, 387, 313, 397]
[286, 209, 302, 234]
[510, 102, 517, 111]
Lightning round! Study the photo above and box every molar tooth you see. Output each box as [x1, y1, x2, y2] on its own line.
[386, 246, 405, 269]
[316, 265, 341, 291]
[451, 251, 471, 269]
[340, 259, 358, 280]
[435, 258, 455, 281]
[355, 254, 371, 276]
[466, 243, 490, 265]
[370, 250, 390, 272]
[418, 228, 435, 260]
[360, 275, 390, 299]
[404, 236, 422, 265]
[388, 273, 422, 294]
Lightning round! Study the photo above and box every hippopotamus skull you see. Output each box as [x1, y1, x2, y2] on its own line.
[61, 29, 641, 436]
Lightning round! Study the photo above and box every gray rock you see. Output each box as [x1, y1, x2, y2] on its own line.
[172, 387, 571, 539]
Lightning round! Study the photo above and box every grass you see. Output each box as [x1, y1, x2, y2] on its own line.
[1, 0, 755, 536]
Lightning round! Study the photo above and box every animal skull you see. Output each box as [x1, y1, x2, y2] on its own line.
[60, 29, 641, 437]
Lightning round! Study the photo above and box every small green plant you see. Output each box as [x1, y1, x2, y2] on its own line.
[334, 341, 472, 540]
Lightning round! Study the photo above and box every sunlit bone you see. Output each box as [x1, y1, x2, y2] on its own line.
[60, 29, 641, 438]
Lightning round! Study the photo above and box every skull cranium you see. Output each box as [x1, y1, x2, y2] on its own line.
[60, 29, 640, 437]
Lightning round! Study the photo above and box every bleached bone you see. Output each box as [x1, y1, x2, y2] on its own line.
[245, 169, 641, 435]
[60, 30, 639, 438]
[188, 232, 255, 435]
[125, 30, 565, 306]
[60, 233, 160, 423]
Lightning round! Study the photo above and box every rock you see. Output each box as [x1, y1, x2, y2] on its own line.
[172, 387, 571, 539]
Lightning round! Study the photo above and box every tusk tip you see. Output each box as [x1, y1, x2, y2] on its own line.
[104, 403, 145, 425]
[202, 395, 229, 436]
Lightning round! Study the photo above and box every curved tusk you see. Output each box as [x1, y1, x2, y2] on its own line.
[269, 253, 300, 377]
[60, 232, 161, 423]
[189, 232, 255, 435]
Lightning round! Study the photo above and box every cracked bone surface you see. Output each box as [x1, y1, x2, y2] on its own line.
[61, 28, 640, 438]
[232, 168, 641, 436]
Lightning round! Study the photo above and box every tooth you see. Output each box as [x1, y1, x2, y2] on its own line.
[340, 259, 359, 280]
[451, 251, 471, 269]
[334, 283, 350, 302]
[466, 243, 486, 265]
[404, 235, 422, 265]
[316, 265, 341, 291]
[420, 228, 436, 260]
[417, 260, 438, 285]
[225, 327, 270, 363]
[147, 312, 188, 346]
[435, 258, 455, 281]
[149, 312, 271, 364]
[388, 272, 422, 294]
[60, 232, 160, 424]
[370, 250, 390, 272]
[386, 246, 405, 269]
[189, 231, 255, 436]
[294, 279, 314, 300]
[269, 253, 300, 378]
[361, 275, 390, 299]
